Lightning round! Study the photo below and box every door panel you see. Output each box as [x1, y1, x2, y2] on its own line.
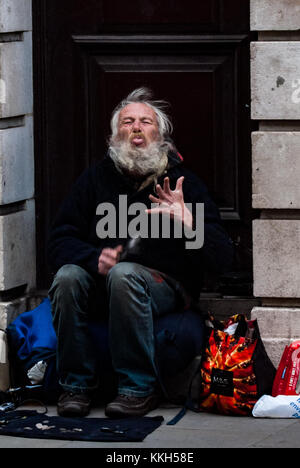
[33, 0, 254, 291]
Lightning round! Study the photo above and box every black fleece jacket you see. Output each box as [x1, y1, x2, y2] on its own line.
[47, 151, 234, 299]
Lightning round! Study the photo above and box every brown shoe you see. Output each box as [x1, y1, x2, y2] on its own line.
[57, 392, 92, 417]
[105, 393, 160, 418]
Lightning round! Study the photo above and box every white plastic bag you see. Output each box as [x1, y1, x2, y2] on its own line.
[27, 360, 48, 384]
[253, 394, 300, 418]
[0, 331, 7, 364]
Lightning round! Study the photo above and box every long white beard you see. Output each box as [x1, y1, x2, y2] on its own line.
[108, 138, 169, 180]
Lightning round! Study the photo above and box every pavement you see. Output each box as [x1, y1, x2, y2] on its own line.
[0, 401, 299, 449]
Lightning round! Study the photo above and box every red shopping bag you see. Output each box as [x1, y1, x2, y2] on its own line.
[198, 314, 276, 415]
[272, 341, 300, 396]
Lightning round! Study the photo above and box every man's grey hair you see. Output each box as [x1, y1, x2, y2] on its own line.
[110, 87, 173, 138]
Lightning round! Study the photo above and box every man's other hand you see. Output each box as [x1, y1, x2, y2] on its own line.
[98, 245, 123, 276]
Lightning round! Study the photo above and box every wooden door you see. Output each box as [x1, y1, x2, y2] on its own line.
[33, 0, 256, 294]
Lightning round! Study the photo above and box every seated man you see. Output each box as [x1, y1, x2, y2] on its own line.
[47, 87, 234, 418]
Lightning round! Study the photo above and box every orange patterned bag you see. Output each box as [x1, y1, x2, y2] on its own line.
[198, 314, 276, 415]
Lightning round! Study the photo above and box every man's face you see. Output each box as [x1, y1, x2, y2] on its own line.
[117, 103, 160, 149]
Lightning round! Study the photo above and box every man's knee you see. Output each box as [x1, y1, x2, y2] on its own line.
[49, 264, 92, 296]
[107, 262, 146, 292]
[107, 262, 143, 281]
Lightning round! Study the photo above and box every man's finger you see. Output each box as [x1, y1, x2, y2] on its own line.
[175, 176, 184, 191]
[102, 248, 119, 260]
[99, 256, 114, 268]
[156, 184, 165, 198]
[149, 194, 161, 204]
[163, 177, 171, 194]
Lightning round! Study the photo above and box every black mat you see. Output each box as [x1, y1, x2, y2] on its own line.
[0, 410, 164, 442]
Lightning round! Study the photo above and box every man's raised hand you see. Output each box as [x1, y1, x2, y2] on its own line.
[146, 176, 193, 229]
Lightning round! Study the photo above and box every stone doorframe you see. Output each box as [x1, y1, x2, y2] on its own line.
[0, 0, 299, 390]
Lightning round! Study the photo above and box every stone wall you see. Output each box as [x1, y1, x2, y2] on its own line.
[250, 0, 300, 366]
[0, 0, 34, 390]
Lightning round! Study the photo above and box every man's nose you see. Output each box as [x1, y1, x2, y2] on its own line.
[132, 120, 142, 132]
